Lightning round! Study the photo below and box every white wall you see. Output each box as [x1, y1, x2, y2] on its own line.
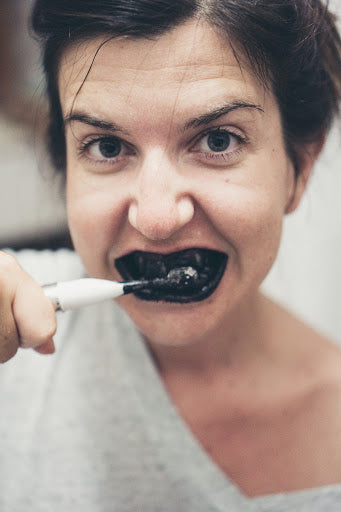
[263, 1, 341, 343]
[0, 0, 67, 245]
[0, 118, 67, 245]
[262, 125, 341, 344]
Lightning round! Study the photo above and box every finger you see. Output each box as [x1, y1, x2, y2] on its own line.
[0, 253, 20, 362]
[13, 277, 57, 349]
[0, 295, 19, 363]
[34, 339, 56, 355]
[0, 251, 57, 356]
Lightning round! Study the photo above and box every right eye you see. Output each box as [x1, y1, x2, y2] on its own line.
[91, 137, 122, 159]
[79, 135, 130, 163]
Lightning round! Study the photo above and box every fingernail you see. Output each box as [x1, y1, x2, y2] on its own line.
[34, 339, 56, 355]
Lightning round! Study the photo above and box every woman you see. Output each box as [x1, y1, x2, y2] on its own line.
[0, 0, 341, 510]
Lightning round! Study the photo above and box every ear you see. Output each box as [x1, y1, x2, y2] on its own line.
[285, 135, 326, 214]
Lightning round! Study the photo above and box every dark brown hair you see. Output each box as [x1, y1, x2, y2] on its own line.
[31, 0, 341, 174]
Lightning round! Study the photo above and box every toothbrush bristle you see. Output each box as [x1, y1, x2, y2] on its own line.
[165, 267, 198, 286]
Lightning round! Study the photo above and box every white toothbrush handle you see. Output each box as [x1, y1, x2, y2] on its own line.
[43, 278, 126, 311]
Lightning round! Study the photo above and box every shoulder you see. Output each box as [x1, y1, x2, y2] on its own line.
[260, 293, 341, 403]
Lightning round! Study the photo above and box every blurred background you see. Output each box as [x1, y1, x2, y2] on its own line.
[0, 0, 340, 342]
[0, 0, 69, 249]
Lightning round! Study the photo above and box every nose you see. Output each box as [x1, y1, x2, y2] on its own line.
[128, 152, 194, 240]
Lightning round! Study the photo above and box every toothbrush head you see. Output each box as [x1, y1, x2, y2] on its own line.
[164, 266, 199, 287]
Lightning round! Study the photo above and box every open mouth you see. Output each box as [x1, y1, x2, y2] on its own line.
[115, 248, 228, 303]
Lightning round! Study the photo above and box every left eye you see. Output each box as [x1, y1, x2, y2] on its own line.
[196, 129, 240, 153]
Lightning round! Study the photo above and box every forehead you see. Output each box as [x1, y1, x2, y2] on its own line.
[58, 20, 272, 121]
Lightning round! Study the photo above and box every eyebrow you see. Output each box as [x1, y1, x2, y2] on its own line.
[183, 101, 264, 131]
[64, 100, 264, 134]
[64, 112, 126, 134]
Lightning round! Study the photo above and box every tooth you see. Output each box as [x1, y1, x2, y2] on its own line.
[136, 253, 145, 274]
[156, 261, 167, 277]
[194, 252, 204, 268]
[145, 259, 157, 278]
[198, 271, 209, 281]
[143, 258, 167, 279]
[203, 252, 211, 266]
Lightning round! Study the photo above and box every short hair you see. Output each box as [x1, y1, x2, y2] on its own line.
[31, 0, 341, 174]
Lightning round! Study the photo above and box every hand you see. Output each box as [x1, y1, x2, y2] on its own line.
[0, 251, 57, 363]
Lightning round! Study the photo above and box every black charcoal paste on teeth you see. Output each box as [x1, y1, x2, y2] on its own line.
[115, 248, 228, 303]
[166, 267, 199, 288]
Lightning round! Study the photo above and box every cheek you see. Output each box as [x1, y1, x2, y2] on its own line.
[201, 179, 286, 263]
[66, 175, 126, 270]
[208, 187, 284, 293]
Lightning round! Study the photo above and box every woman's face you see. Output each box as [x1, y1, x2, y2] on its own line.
[59, 20, 298, 346]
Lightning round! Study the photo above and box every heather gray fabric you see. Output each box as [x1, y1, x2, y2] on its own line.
[0, 249, 340, 511]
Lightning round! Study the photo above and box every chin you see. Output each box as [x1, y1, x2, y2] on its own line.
[116, 286, 230, 347]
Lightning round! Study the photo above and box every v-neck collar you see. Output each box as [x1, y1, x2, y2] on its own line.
[116, 306, 341, 511]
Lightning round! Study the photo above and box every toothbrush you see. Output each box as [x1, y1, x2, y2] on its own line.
[43, 267, 198, 312]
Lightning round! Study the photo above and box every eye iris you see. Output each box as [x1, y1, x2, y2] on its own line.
[99, 138, 121, 158]
[207, 131, 230, 152]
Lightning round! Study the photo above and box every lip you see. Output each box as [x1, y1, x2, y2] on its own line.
[115, 247, 228, 303]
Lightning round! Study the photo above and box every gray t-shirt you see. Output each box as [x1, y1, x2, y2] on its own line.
[0, 249, 340, 511]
